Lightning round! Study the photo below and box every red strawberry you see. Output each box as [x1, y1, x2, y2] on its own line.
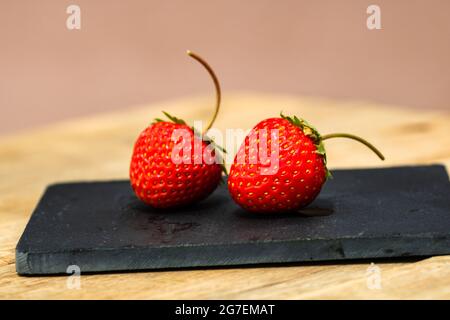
[130, 51, 225, 208]
[228, 114, 384, 213]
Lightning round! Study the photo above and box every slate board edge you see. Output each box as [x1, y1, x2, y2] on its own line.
[16, 234, 450, 275]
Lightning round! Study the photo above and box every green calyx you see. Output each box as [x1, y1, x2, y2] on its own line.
[280, 112, 386, 181]
[153, 111, 228, 176]
[153, 111, 187, 125]
[280, 112, 332, 179]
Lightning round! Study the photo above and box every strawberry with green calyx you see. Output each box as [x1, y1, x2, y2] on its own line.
[227, 113, 385, 213]
[130, 51, 226, 208]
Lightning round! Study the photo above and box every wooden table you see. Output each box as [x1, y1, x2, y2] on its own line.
[1, 93, 449, 299]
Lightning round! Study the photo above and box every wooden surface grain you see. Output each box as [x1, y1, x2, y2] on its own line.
[1, 93, 449, 299]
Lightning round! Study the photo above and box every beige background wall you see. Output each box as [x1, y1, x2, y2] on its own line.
[1, 0, 449, 135]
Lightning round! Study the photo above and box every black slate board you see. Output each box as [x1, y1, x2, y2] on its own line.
[16, 165, 450, 275]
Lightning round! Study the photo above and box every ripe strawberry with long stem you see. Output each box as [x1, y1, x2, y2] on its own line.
[228, 114, 385, 213]
[130, 51, 225, 208]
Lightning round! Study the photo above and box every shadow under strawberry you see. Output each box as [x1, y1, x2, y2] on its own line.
[232, 197, 335, 220]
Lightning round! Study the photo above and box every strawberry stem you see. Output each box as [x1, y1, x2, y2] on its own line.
[321, 133, 385, 160]
[187, 50, 221, 135]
